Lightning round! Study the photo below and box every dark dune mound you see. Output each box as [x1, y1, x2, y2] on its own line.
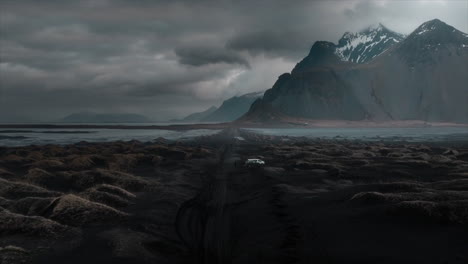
[25, 169, 85, 192]
[390, 200, 468, 224]
[39, 145, 67, 158]
[0, 178, 61, 200]
[4, 196, 58, 217]
[48, 194, 128, 226]
[0, 168, 14, 177]
[108, 153, 145, 171]
[432, 179, 468, 191]
[1, 192, 127, 227]
[81, 184, 136, 208]
[30, 160, 65, 171]
[93, 184, 136, 199]
[1, 155, 27, 166]
[24, 168, 150, 193]
[0, 207, 73, 237]
[69, 169, 150, 192]
[25, 151, 44, 162]
[66, 155, 96, 170]
[0, 138, 210, 263]
[0, 245, 31, 264]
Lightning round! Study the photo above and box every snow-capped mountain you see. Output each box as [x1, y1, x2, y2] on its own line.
[241, 19, 468, 123]
[335, 23, 405, 63]
[292, 23, 405, 73]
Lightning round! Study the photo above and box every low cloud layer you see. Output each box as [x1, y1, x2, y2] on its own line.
[0, 0, 466, 121]
[175, 46, 250, 67]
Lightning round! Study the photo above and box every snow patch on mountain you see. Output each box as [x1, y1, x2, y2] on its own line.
[416, 23, 438, 35]
[335, 23, 405, 63]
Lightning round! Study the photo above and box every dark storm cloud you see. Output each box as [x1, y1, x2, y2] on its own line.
[341, 0, 468, 34]
[226, 30, 312, 59]
[0, 0, 467, 121]
[175, 46, 250, 67]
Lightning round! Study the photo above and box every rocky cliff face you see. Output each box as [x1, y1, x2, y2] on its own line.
[262, 70, 367, 120]
[242, 19, 468, 123]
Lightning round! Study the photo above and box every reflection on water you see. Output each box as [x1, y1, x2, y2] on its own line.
[0, 129, 220, 147]
[247, 127, 468, 142]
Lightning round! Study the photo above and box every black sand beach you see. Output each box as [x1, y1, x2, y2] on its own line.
[0, 128, 467, 263]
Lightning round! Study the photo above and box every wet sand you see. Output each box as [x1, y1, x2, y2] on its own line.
[1, 120, 467, 131]
[0, 129, 467, 263]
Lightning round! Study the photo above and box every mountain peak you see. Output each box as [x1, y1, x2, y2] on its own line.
[406, 19, 468, 43]
[421, 18, 444, 26]
[291, 41, 341, 73]
[362, 23, 386, 33]
[341, 23, 386, 39]
[412, 18, 451, 36]
[388, 19, 468, 66]
[311, 41, 336, 50]
[335, 23, 404, 63]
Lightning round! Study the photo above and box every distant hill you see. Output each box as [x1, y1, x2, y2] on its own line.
[201, 91, 264, 122]
[174, 106, 218, 123]
[241, 19, 468, 124]
[177, 91, 264, 123]
[61, 112, 153, 123]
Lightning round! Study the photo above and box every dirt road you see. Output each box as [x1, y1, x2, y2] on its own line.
[175, 128, 304, 264]
[175, 128, 239, 264]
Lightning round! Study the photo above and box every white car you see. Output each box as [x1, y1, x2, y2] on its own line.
[244, 158, 265, 167]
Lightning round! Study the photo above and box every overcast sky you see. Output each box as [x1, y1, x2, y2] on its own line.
[0, 0, 467, 122]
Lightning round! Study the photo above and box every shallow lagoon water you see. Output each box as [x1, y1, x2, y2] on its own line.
[0, 128, 220, 147]
[247, 127, 468, 142]
[2, 126, 467, 147]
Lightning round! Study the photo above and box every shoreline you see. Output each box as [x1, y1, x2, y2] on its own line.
[0, 120, 467, 130]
